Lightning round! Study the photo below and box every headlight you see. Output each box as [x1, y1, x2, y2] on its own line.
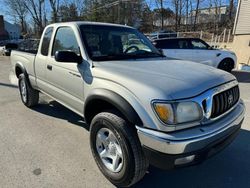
[153, 103, 174, 124]
[153, 101, 203, 124]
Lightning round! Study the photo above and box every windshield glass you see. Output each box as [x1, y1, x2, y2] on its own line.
[80, 24, 163, 61]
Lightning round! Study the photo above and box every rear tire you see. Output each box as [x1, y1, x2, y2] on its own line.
[218, 58, 234, 72]
[18, 73, 39, 107]
[90, 111, 148, 187]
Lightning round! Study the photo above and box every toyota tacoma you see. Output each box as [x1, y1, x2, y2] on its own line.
[11, 22, 245, 187]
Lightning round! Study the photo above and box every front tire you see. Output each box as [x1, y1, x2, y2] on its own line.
[218, 58, 234, 72]
[18, 74, 39, 107]
[90, 111, 148, 187]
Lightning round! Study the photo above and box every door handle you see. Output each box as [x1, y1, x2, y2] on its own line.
[47, 65, 52, 71]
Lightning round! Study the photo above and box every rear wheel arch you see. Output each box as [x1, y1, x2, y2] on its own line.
[18, 73, 39, 107]
[84, 89, 143, 126]
[15, 63, 27, 78]
[15, 66, 23, 78]
[15, 64, 32, 87]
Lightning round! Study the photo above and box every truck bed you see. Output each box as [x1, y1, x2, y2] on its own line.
[11, 50, 36, 79]
[17, 49, 38, 54]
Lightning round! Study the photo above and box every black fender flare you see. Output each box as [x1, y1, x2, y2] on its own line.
[84, 89, 143, 126]
[15, 63, 31, 87]
[15, 63, 28, 77]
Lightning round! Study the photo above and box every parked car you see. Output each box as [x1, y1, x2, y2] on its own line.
[153, 38, 237, 72]
[11, 22, 245, 187]
[3, 43, 18, 56]
[147, 30, 177, 40]
[0, 46, 4, 55]
[18, 39, 40, 54]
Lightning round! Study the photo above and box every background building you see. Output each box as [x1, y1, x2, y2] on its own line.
[0, 15, 20, 41]
[187, 6, 232, 24]
[0, 15, 9, 40]
[233, 0, 250, 66]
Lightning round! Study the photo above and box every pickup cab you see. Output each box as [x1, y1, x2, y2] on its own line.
[11, 22, 245, 187]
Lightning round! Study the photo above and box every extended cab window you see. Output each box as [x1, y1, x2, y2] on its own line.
[52, 27, 80, 56]
[41, 27, 53, 56]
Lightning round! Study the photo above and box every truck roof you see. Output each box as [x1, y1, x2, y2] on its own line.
[46, 21, 134, 29]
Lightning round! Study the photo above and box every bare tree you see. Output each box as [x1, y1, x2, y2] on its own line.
[49, 0, 60, 23]
[159, 0, 164, 29]
[185, 0, 190, 31]
[172, 0, 177, 31]
[213, 0, 222, 33]
[193, 0, 200, 31]
[24, 0, 46, 36]
[4, 0, 28, 33]
[154, 0, 164, 29]
[177, 0, 184, 29]
[228, 0, 234, 20]
[59, 3, 79, 22]
[73, 0, 85, 17]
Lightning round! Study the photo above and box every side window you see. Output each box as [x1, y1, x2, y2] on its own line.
[191, 39, 208, 49]
[156, 40, 179, 49]
[41, 27, 53, 56]
[154, 41, 166, 49]
[178, 40, 190, 49]
[52, 27, 80, 56]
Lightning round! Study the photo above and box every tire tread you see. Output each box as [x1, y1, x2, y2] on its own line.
[90, 111, 148, 187]
[18, 74, 39, 107]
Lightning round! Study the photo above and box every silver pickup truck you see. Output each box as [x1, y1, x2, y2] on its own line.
[11, 22, 245, 187]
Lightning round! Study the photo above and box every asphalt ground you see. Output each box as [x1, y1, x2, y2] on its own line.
[0, 56, 250, 188]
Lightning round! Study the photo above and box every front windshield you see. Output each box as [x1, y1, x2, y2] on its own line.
[80, 24, 163, 61]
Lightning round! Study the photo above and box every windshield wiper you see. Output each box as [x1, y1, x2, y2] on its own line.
[140, 50, 165, 57]
[91, 51, 165, 61]
[91, 54, 133, 61]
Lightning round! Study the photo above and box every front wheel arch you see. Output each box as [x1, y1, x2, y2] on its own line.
[218, 58, 235, 72]
[84, 89, 143, 126]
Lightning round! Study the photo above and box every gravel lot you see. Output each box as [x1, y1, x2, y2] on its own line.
[0, 56, 250, 188]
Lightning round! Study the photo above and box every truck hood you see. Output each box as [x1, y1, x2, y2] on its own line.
[92, 58, 236, 100]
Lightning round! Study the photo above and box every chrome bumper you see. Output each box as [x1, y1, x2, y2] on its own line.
[137, 100, 245, 155]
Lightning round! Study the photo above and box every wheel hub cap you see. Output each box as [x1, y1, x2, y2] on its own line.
[96, 128, 123, 173]
[20, 79, 27, 103]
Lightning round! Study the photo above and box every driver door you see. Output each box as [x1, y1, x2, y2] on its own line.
[45, 26, 85, 114]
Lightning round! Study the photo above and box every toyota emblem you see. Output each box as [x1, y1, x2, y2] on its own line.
[228, 95, 233, 105]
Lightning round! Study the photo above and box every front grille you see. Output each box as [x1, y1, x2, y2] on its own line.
[211, 85, 239, 118]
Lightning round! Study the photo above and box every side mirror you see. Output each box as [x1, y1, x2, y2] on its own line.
[55, 51, 82, 64]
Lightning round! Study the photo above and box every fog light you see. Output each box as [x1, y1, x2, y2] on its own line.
[174, 155, 195, 165]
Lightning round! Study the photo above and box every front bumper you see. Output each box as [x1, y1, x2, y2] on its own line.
[137, 100, 245, 169]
